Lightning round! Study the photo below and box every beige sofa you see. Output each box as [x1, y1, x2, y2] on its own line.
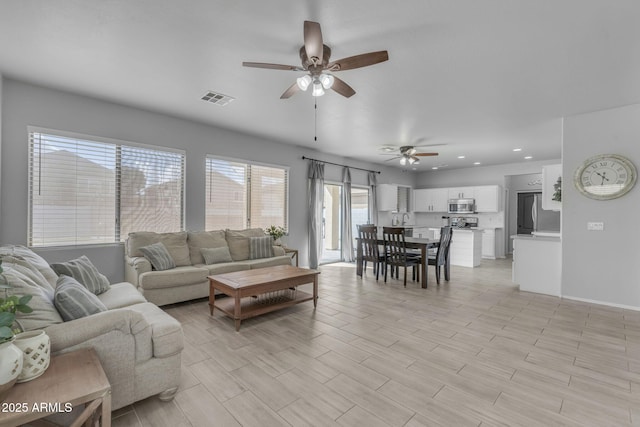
[0, 245, 183, 411]
[124, 228, 293, 306]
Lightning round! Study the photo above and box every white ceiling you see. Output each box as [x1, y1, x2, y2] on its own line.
[1, 1, 639, 171]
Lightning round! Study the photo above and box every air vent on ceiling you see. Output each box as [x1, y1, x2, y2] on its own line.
[201, 91, 235, 106]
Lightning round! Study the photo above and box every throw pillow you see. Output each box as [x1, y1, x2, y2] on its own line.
[249, 236, 274, 260]
[187, 230, 227, 264]
[201, 247, 233, 265]
[225, 228, 265, 261]
[139, 242, 176, 271]
[50, 255, 110, 295]
[1, 256, 63, 331]
[54, 275, 108, 321]
[127, 231, 191, 266]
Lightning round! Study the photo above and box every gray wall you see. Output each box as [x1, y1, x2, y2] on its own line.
[562, 103, 640, 307]
[0, 78, 413, 281]
[415, 159, 560, 188]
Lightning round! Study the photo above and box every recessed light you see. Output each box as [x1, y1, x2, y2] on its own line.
[457, 155, 465, 159]
[524, 156, 533, 160]
[474, 162, 481, 165]
[432, 167, 438, 170]
[513, 148, 522, 152]
[412, 168, 417, 170]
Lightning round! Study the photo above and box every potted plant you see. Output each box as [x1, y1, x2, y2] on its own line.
[265, 225, 286, 245]
[0, 259, 33, 400]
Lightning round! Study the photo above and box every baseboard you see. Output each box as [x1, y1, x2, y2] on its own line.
[561, 295, 640, 312]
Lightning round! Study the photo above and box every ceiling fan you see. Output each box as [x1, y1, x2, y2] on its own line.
[381, 145, 442, 165]
[242, 21, 389, 99]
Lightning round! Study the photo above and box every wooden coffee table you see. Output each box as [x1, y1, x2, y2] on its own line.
[208, 265, 319, 331]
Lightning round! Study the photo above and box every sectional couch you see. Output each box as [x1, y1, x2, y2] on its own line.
[124, 228, 293, 306]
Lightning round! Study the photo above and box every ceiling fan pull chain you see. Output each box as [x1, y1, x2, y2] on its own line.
[314, 97, 318, 142]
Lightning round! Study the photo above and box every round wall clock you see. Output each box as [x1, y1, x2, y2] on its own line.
[574, 154, 637, 200]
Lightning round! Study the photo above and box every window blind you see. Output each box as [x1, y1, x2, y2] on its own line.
[206, 156, 288, 231]
[29, 131, 185, 247]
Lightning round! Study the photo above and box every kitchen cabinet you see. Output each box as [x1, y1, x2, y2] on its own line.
[474, 185, 501, 212]
[481, 229, 496, 259]
[377, 184, 412, 212]
[448, 187, 475, 200]
[542, 164, 562, 211]
[377, 184, 397, 211]
[431, 228, 482, 267]
[512, 234, 561, 296]
[413, 188, 448, 212]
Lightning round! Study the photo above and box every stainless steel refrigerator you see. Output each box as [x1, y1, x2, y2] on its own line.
[517, 192, 560, 234]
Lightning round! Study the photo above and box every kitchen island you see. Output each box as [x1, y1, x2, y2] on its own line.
[431, 227, 483, 267]
[512, 233, 561, 296]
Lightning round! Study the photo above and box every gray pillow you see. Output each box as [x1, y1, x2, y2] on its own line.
[50, 255, 110, 295]
[139, 242, 175, 271]
[249, 236, 274, 260]
[201, 247, 233, 265]
[54, 275, 107, 321]
[1, 256, 63, 331]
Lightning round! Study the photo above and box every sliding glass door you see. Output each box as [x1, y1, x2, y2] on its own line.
[320, 184, 370, 264]
[321, 184, 342, 264]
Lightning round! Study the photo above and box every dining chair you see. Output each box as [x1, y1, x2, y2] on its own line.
[382, 227, 421, 287]
[428, 226, 453, 284]
[357, 224, 385, 280]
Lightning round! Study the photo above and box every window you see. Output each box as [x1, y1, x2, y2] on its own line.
[205, 156, 288, 231]
[29, 130, 185, 247]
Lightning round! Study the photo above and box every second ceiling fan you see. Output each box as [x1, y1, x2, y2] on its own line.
[243, 21, 389, 99]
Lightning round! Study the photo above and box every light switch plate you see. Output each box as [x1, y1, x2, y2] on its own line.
[587, 222, 604, 231]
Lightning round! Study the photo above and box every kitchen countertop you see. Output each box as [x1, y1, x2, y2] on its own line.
[511, 233, 561, 241]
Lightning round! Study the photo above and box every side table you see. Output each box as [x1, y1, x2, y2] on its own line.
[283, 247, 299, 266]
[0, 347, 111, 427]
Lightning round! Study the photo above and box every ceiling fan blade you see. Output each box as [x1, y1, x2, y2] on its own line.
[327, 50, 389, 71]
[415, 152, 439, 157]
[243, 62, 302, 71]
[331, 76, 356, 98]
[414, 143, 447, 148]
[280, 82, 300, 99]
[304, 21, 323, 64]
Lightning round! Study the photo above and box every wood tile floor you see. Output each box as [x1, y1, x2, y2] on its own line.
[113, 259, 640, 426]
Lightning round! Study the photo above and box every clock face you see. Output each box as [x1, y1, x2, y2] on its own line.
[574, 154, 637, 200]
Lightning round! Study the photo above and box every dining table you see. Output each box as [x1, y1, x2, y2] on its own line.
[355, 235, 440, 288]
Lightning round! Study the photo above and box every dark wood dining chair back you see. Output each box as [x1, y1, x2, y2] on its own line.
[358, 224, 384, 280]
[382, 227, 420, 287]
[428, 226, 453, 284]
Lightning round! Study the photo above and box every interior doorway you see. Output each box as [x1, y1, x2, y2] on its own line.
[517, 192, 538, 235]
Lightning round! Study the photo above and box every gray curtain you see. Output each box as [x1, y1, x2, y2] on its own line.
[341, 167, 354, 262]
[308, 160, 325, 269]
[368, 172, 378, 226]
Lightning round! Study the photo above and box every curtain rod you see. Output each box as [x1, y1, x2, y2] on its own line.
[301, 156, 381, 174]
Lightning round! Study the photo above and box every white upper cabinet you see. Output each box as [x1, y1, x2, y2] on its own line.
[377, 184, 397, 211]
[542, 164, 562, 211]
[377, 184, 412, 212]
[413, 188, 448, 212]
[474, 185, 501, 212]
[448, 187, 475, 199]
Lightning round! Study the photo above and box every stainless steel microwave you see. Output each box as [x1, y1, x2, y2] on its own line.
[448, 198, 475, 214]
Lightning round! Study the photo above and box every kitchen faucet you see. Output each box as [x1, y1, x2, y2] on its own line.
[402, 213, 410, 225]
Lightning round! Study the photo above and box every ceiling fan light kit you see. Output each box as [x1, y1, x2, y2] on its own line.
[243, 20, 388, 99]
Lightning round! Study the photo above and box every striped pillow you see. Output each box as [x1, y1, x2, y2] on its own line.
[139, 242, 175, 271]
[51, 255, 110, 295]
[249, 236, 274, 260]
[54, 275, 107, 321]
